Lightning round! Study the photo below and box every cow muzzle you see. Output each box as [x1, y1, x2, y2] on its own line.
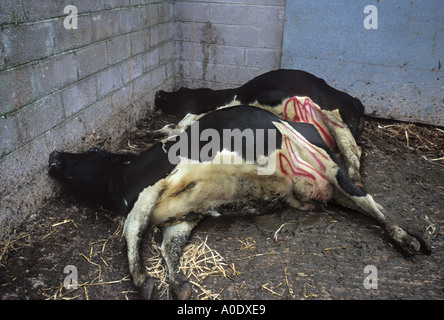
[48, 150, 62, 175]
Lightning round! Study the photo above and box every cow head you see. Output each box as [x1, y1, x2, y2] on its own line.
[155, 88, 197, 116]
[48, 148, 136, 209]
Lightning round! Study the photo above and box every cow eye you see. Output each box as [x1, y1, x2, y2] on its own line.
[88, 147, 100, 153]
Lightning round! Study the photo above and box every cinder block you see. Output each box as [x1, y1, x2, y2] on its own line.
[189, 61, 262, 86]
[0, 66, 36, 115]
[159, 41, 174, 64]
[0, 0, 27, 25]
[16, 93, 64, 144]
[0, 115, 20, 158]
[130, 28, 150, 55]
[91, 10, 121, 41]
[122, 54, 143, 84]
[53, 13, 93, 53]
[96, 64, 123, 97]
[102, 0, 130, 10]
[0, 135, 48, 195]
[73, 0, 104, 13]
[142, 49, 159, 71]
[132, 72, 152, 101]
[80, 98, 113, 133]
[158, 1, 172, 23]
[176, 41, 245, 66]
[141, 4, 159, 28]
[107, 34, 131, 65]
[175, 59, 191, 77]
[245, 48, 280, 67]
[246, 6, 285, 27]
[34, 52, 78, 96]
[209, 3, 248, 25]
[62, 75, 98, 117]
[2, 22, 54, 67]
[263, 26, 284, 49]
[150, 23, 173, 46]
[61, 114, 87, 147]
[110, 85, 132, 115]
[76, 42, 108, 78]
[150, 64, 166, 87]
[174, 2, 208, 22]
[175, 21, 209, 43]
[120, 7, 142, 34]
[174, 21, 191, 42]
[24, 0, 71, 22]
[215, 25, 263, 48]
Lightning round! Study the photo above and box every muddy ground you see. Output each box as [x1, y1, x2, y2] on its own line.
[1, 111, 443, 300]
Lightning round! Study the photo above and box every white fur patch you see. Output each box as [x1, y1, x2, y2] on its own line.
[142, 149, 290, 226]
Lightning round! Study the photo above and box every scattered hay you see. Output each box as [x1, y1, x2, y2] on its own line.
[41, 275, 131, 300]
[369, 119, 444, 166]
[0, 231, 31, 268]
[142, 230, 238, 300]
[236, 237, 257, 252]
[41, 217, 130, 300]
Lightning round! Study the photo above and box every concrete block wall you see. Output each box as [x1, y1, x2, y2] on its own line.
[173, 0, 286, 89]
[0, 0, 175, 238]
[0, 0, 286, 238]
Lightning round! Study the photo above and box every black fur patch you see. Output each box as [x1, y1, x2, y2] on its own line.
[335, 169, 367, 197]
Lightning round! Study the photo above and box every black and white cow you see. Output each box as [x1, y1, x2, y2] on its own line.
[155, 69, 365, 187]
[49, 106, 430, 300]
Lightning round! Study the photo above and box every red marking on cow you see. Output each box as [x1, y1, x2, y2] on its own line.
[283, 97, 343, 149]
[280, 121, 328, 173]
[278, 136, 326, 182]
[279, 153, 316, 181]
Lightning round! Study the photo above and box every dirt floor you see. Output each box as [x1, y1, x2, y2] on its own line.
[1, 111, 443, 300]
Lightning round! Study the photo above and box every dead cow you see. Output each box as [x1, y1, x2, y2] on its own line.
[155, 69, 365, 187]
[48, 106, 430, 300]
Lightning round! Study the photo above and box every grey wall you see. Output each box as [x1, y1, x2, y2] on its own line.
[281, 0, 443, 126]
[173, 0, 286, 89]
[0, 0, 175, 238]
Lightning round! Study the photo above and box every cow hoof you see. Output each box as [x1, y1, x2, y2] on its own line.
[389, 225, 432, 256]
[173, 281, 192, 300]
[139, 278, 156, 300]
[404, 227, 432, 255]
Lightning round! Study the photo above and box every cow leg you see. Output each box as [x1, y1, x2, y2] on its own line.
[123, 183, 163, 299]
[161, 220, 198, 300]
[332, 170, 431, 256]
[322, 109, 364, 188]
[276, 121, 430, 255]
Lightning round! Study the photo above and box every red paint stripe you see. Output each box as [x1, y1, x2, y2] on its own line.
[283, 97, 343, 149]
[280, 122, 328, 174]
[279, 153, 317, 181]
[284, 137, 326, 180]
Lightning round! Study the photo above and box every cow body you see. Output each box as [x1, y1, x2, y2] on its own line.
[155, 69, 365, 139]
[49, 106, 430, 300]
[155, 69, 365, 187]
